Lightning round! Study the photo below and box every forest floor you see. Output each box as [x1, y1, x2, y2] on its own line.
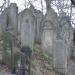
[0, 44, 60, 75]
[31, 44, 60, 75]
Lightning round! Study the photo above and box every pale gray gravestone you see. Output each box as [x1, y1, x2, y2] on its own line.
[30, 5, 43, 43]
[8, 3, 18, 35]
[41, 5, 58, 55]
[53, 12, 73, 74]
[19, 9, 35, 50]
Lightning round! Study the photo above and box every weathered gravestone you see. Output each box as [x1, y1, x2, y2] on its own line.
[30, 5, 43, 43]
[0, 15, 3, 37]
[67, 30, 75, 75]
[0, 3, 18, 71]
[53, 12, 73, 74]
[67, 60, 75, 75]
[0, 8, 8, 33]
[0, 9, 6, 61]
[0, 3, 18, 35]
[19, 9, 35, 49]
[7, 3, 18, 35]
[70, 30, 75, 59]
[41, 6, 58, 55]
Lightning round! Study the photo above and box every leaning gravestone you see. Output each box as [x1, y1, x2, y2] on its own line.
[53, 12, 73, 74]
[19, 9, 35, 50]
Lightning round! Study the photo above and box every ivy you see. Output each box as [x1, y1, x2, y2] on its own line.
[2, 31, 20, 69]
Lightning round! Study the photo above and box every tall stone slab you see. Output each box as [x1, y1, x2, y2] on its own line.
[0, 3, 18, 67]
[8, 3, 18, 35]
[0, 3, 18, 36]
[19, 9, 35, 49]
[0, 8, 8, 33]
[67, 60, 75, 75]
[53, 12, 73, 74]
[41, 7, 58, 55]
[0, 15, 3, 36]
[0, 8, 8, 61]
[30, 5, 43, 43]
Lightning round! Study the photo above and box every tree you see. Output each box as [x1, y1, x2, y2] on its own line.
[71, 0, 75, 6]
[45, 0, 52, 10]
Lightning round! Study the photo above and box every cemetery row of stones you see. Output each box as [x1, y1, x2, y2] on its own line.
[0, 2, 74, 75]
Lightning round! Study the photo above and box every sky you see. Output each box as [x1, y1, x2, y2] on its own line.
[8, 0, 46, 13]
[0, 0, 47, 14]
[0, 0, 75, 27]
[0, 0, 72, 14]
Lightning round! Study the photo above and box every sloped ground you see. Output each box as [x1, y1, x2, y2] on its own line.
[0, 51, 11, 74]
[0, 44, 60, 75]
[0, 64, 11, 73]
[31, 44, 59, 75]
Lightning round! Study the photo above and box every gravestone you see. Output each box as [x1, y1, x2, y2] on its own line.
[30, 5, 43, 43]
[0, 16, 3, 37]
[7, 3, 18, 35]
[0, 3, 18, 71]
[41, 6, 58, 55]
[0, 8, 8, 62]
[67, 61, 75, 75]
[70, 30, 75, 59]
[0, 3, 18, 35]
[41, 21, 55, 55]
[19, 9, 35, 49]
[0, 8, 8, 33]
[53, 12, 73, 74]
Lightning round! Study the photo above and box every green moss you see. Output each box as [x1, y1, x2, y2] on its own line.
[33, 44, 53, 65]
[43, 52, 53, 65]
[2, 32, 20, 68]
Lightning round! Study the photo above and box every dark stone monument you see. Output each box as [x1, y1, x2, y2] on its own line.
[20, 46, 32, 75]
